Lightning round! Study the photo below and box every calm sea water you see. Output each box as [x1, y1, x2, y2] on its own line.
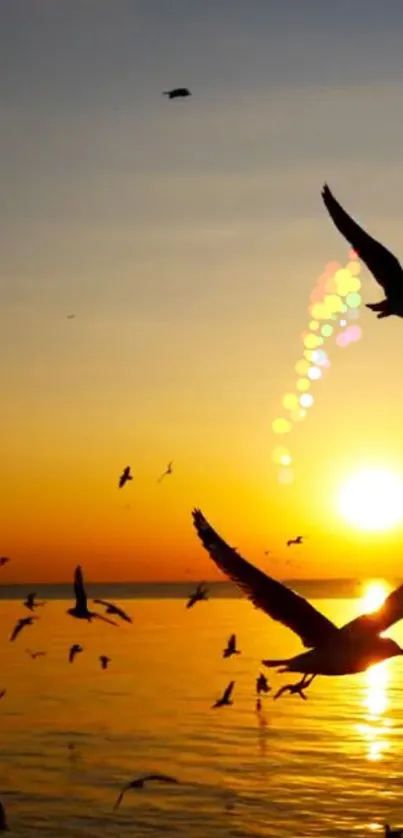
[1, 582, 403, 836]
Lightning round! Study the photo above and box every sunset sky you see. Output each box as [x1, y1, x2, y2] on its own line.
[2, 1, 403, 582]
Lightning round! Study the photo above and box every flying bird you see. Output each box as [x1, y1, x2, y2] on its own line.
[273, 674, 316, 701]
[157, 461, 173, 484]
[10, 616, 36, 642]
[25, 649, 46, 659]
[0, 691, 6, 701]
[212, 680, 235, 708]
[114, 774, 179, 810]
[99, 655, 110, 670]
[223, 634, 241, 658]
[69, 644, 83, 663]
[67, 566, 118, 626]
[66, 314, 75, 319]
[163, 88, 191, 99]
[92, 599, 132, 623]
[118, 466, 133, 489]
[192, 508, 403, 677]
[286, 536, 305, 547]
[321, 183, 403, 319]
[0, 557, 9, 567]
[256, 672, 271, 695]
[23, 593, 45, 611]
[186, 582, 208, 609]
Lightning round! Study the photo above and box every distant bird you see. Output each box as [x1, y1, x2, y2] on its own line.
[0, 557, 9, 567]
[163, 88, 191, 99]
[0, 691, 6, 701]
[256, 672, 271, 695]
[157, 461, 173, 484]
[256, 697, 262, 712]
[119, 466, 133, 489]
[0, 799, 8, 831]
[114, 774, 179, 810]
[223, 633, 241, 659]
[192, 508, 403, 678]
[212, 680, 235, 709]
[9, 616, 36, 642]
[25, 649, 46, 659]
[66, 314, 75, 319]
[99, 655, 110, 670]
[264, 550, 270, 556]
[321, 183, 403, 319]
[24, 592, 45, 611]
[92, 599, 132, 623]
[385, 825, 403, 838]
[69, 643, 83, 663]
[67, 566, 118, 626]
[186, 582, 208, 609]
[273, 674, 316, 701]
[286, 536, 305, 547]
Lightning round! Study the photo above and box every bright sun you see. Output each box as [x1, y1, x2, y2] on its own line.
[337, 467, 403, 532]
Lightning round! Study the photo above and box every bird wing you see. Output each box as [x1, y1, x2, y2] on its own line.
[114, 605, 132, 622]
[147, 774, 179, 784]
[113, 787, 127, 810]
[340, 582, 403, 639]
[192, 509, 338, 648]
[93, 598, 112, 608]
[92, 611, 118, 627]
[222, 680, 235, 702]
[228, 634, 236, 652]
[74, 566, 87, 610]
[10, 621, 23, 642]
[321, 184, 403, 295]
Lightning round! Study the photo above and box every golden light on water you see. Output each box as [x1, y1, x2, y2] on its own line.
[357, 580, 392, 761]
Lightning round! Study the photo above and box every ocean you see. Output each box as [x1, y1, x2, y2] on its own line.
[0, 580, 402, 837]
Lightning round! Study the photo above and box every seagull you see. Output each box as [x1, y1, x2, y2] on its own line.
[69, 643, 83, 663]
[321, 183, 403, 319]
[163, 88, 191, 99]
[67, 566, 118, 626]
[256, 672, 271, 695]
[118, 466, 133, 489]
[25, 649, 46, 659]
[223, 634, 241, 659]
[92, 599, 132, 623]
[157, 461, 173, 484]
[0, 557, 9, 567]
[186, 582, 208, 609]
[23, 592, 45, 611]
[66, 314, 75, 319]
[273, 674, 316, 701]
[286, 536, 305, 547]
[9, 616, 36, 642]
[99, 655, 110, 670]
[114, 774, 179, 810]
[0, 799, 8, 831]
[192, 508, 403, 677]
[212, 680, 235, 708]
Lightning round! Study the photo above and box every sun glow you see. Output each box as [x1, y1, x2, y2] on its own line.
[360, 580, 391, 614]
[337, 468, 403, 532]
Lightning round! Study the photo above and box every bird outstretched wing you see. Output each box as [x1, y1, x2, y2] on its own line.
[92, 612, 118, 627]
[74, 566, 87, 610]
[192, 509, 338, 648]
[340, 582, 403, 639]
[222, 681, 235, 702]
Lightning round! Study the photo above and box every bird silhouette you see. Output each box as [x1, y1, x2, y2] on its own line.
[186, 582, 208, 608]
[163, 88, 191, 99]
[113, 774, 179, 810]
[66, 314, 75, 319]
[273, 674, 316, 701]
[286, 536, 305, 547]
[256, 672, 271, 695]
[25, 649, 46, 659]
[118, 466, 133, 489]
[212, 680, 235, 708]
[0, 798, 8, 831]
[157, 461, 173, 484]
[66, 566, 118, 626]
[192, 508, 403, 678]
[0, 557, 9, 567]
[92, 599, 132, 623]
[10, 616, 36, 642]
[99, 655, 110, 670]
[321, 183, 403, 319]
[0, 691, 6, 701]
[23, 592, 45, 611]
[223, 633, 240, 658]
[69, 644, 83, 663]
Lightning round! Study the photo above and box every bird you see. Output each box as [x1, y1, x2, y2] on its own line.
[0, 557, 9, 567]
[9, 616, 36, 642]
[0, 691, 6, 701]
[273, 674, 316, 701]
[321, 183, 403, 319]
[118, 466, 133, 489]
[92, 599, 132, 623]
[25, 649, 46, 659]
[157, 461, 173, 484]
[212, 680, 235, 708]
[114, 774, 179, 810]
[163, 88, 191, 99]
[23, 592, 45, 611]
[66, 314, 75, 319]
[223, 634, 241, 658]
[69, 643, 83, 663]
[256, 672, 271, 695]
[286, 536, 305, 547]
[99, 655, 110, 670]
[0, 799, 8, 831]
[385, 826, 403, 837]
[192, 508, 403, 677]
[186, 582, 208, 609]
[66, 566, 118, 626]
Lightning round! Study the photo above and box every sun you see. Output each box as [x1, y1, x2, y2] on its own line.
[360, 580, 391, 614]
[337, 467, 403, 532]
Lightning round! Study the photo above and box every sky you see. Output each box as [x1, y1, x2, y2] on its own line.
[2, 0, 403, 583]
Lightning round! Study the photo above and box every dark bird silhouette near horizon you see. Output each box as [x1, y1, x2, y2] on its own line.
[92, 599, 132, 623]
[256, 672, 271, 695]
[273, 674, 316, 701]
[67, 566, 118, 626]
[118, 466, 133, 489]
[287, 536, 305, 547]
[69, 643, 83, 663]
[212, 680, 235, 708]
[99, 655, 110, 670]
[0, 557, 9, 567]
[321, 183, 403, 319]
[24, 593, 45, 611]
[113, 774, 179, 810]
[163, 88, 191, 99]
[157, 461, 173, 484]
[25, 649, 46, 659]
[192, 508, 403, 677]
[223, 633, 241, 658]
[186, 582, 208, 609]
[9, 616, 36, 642]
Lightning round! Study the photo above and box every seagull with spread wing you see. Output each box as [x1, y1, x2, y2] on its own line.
[186, 582, 208, 609]
[212, 680, 235, 708]
[273, 674, 316, 701]
[223, 634, 241, 658]
[9, 616, 37, 642]
[192, 508, 403, 677]
[157, 461, 173, 484]
[92, 599, 132, 623]
[321, 183, 403, 319]
[118, 466, 133, 489]
[69, 643, 83, 663]
[113, 774, 179, 810]
[287, 536, 305, 547]
[23, 592, 45, 611]
[67, 567, 118, 626]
